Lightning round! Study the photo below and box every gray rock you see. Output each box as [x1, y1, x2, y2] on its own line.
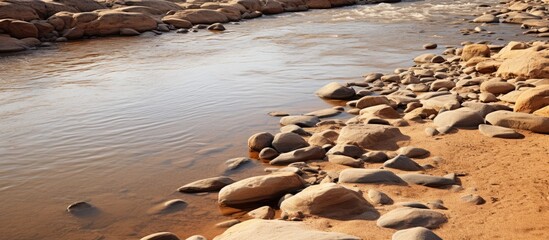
[140, 232, 180, 240]
[315, 82, 356, 100]
[178, 176, 235, 193]
[272, 132, 309, 153]
[338, 169, 405, 184]
[368, 189, 392, 205]
[384, 155, 423, 171]
[399, 173, 455, 188]
[396, 202, 429, 209]
[377, 207, 447, 229]
[396, 147, 430, 158]
[327, 155, 363, 168]
[259, 147, 279, 160]
[269, 146, 326, 165]
[478, 124, 523, 139]
[392, 227, 443, 240]
[280, 115, 320, 127]
[213, 219, 361, 240]
[361, 151, 389, 163]
[247, 132, 274, 152]
[326, 144, 364, 158]
[433, 108, 484, 129]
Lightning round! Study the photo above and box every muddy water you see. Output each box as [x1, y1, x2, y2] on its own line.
[0, 0, 533, 239]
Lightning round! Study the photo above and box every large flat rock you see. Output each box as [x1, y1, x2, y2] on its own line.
[485, 110, 549, 133]
[337, 124, 405, 149]
[377, 207, 447, 230]
[338, 169, 405, 185]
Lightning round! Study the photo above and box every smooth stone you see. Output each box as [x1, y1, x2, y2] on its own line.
[218, 172, 305, 206]
[280, 115, 320, 127]
[259, 147, 279, 160]
[383, 155, 424, 171]
[326, 144, 364, 158]
[337, 124, 405, 149]
[315, 82, 356, 99]
[305, 108, 341, 118]
[478, 124, 523, 139]
[460, 194, 486, 205]
[247, 206, 275, 219]
[485, 110, 549, 133]
[361, 151, 389, 163]
[396, 146, 430, 158]
[247, 132, 274, 152]
[178, 176, 235, 193]
[338, 169, 405, 185]
[513, 85, 549, 114]
[423, 43, 437, 49]
[280, 124, 310, 136]
[462, 44, 491, 61]
[281, 183, 373, 218]
[368, 189, 392, 205]
[225, 157, 252, 170]
[308, 130, 338, 146]
[420, 94, 460, 111]
[480, 81, 515, 95]
[216, 219, 240, 228]
[356, 96, 391, 109]
[185, 235, 207, 240]
[213, 219, 361, 240]
[377, 207, 447, 230]
[141, 232, 180, 240]
[397, 202, 430, 209]
[272, 132, 309, 153]
[392, 227, 443, 240]
[425, 127, 439, 136]
[207, 23, 225, 31]
[473, 14, 498, 23]
[359, 104, 401, 119]
[399, 173, 455, 188]
[327, 154, 363, 168]
[433, 108, 484, 129]
[269, 146, 326, 165]
[269, 111, 289, 117]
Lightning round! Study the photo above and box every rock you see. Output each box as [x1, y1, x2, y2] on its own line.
[397, 202, 429, 209]
[392, 227, 443, 240]
[120, 28, 140, 36]
[377, 207, 447, 230]
[337, 124, 405, 149]
[247, 206, 275, 219]
[178, 176, 235, 193]
[326, 144, 364, 158]
[216, 219, 240, 228]
[327, 154, 363, 167]
[280, 115, 320, 127]
[162, 17, 193, 29]
[399, 174, 455, 188]
[7, 20, 38, 39]
[485, 110, 549, 133]
[72, 10, 158, 36]
[473, 14, 498, 23]
[534, 105, 549, 117]
[420, 94, 460, 111]
[0, 36, 27, 53]
[308, 130, 338, 146]
[280, 183, 372, 218]
[462, 44, 491, 61]
[248, 132, 274, 152]
[480, 81, 515, 95]
[396, 147, 430, 158]
[141, 232, 180, 240]
[460, 194, 486, 205]
[212, 219, 360, 240]
[259, 147, 279, 160]
[338, 169, 405, 184]
[433, 108, 484, 129]
[479, 92, 497, 103]
[383, 155, 423, 171]
[497, 49, 549, 79]
[270, 146, 326, 165]
[414, 54, 436, 63]
[356, 96, 390, 109]
[269, 111, 289, 117]
[272, 132, 309, 153]
[225, 157, 251, 171]
[185, 235, 207, 240]
[478, 124, 523, 139]
[66, 201, 96, 216]
[261, 0, 284, 14]
[0, 2, 40, 21]
[148, 199, 187, 214]
[359, 104, 401, 119]
[208, 23, 225, 31]
[169, 9, 229, 25]
[361, 151, 388, 163]
[315, 82, 355, 99]
[423, 43, 437, 49]
[430, 80, 455, 91]
[305, 0, 332, 9]
[218, 172, 305, 206]
[514, 85, 549, 113]
[305, 108, 341, 118]
[280, 124, 310, 136]
[368, 189, 392, 205]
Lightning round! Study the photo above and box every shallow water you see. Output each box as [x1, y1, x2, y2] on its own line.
[0, 0, 535, 239]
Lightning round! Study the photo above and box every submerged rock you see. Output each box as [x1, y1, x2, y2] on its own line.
[178, 176, 235, 193]
[280, 115, 320, 127]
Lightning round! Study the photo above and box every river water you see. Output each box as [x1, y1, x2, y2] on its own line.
[0, 0, 533, 239]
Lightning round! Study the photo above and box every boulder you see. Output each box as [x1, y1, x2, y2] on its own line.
[398, 174, 455, 188]
[315, 82, 355, 99]
[270, 146, 326, 165]
[433, 108, 484, 128]
[0, 2, 40, 21]
[473, 14, 498, 23]
[218, 172, 305, 206]
[272, 132, 309, 153]
[248, 132, 274, 152]
[178, 176, 235, 193]
[338, 169, 405, 184]
[259, 147, 279, 160]
[80, 10, 158, 36]
[485, 110, 549, 133]
[261, 0, 284, 14]
[168, 9, 229, 25]
[280, 115, 320, 127]
[377, 207, 447, 230]
[337, 124, 405, 149]
[478, 124, 523, 139]
[496, 50, 549, 79]
[6, 20, 38, 39]
[327, 154, 363, 167]
[513, 85, 549, 113]
[280, 183, 372, 217]
[392, 227, 443, 240]
[356, 96, 391, 109]
[212, 219, 360, 240]
[383, 155, 423, 171]
[308, 130, 338, 146]
[326, 144, 364, 158]
[480, 81, 515, 95]
[0, 35, 27, 53]
[462, 44, 491, 61]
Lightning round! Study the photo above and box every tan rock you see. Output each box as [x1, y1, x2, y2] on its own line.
[497, 49, 549, 79]
[337, 124, 405, 149]
[513, 85, 549, 113]
[462, 44, 490, 61]
[0, 2, 40, 21]
[0, 35, 27, 53]
[533, 105, 549, 117]
[168, 9, 229, 25]
[485, 110, 549, 133]
[480, 81, 515, 95]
